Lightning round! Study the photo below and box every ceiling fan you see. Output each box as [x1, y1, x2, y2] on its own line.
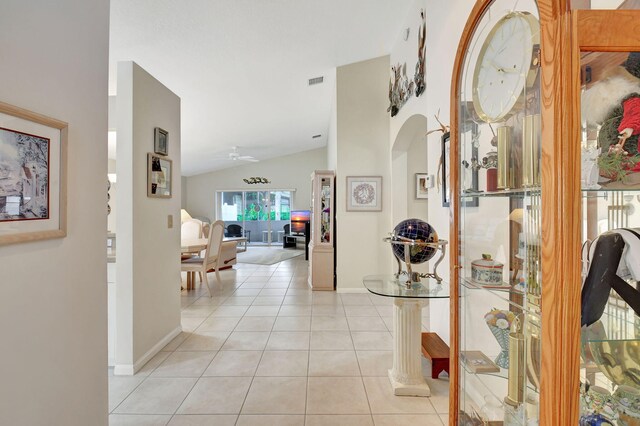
[224, 146, 259, 162]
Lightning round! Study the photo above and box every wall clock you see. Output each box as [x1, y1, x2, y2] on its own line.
[472, 11, 540, 123]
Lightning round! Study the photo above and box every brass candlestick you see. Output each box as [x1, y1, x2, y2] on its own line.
[522, 114, 541, 187]
[505, 317, 525, 408]
[497, 126, 513, 189]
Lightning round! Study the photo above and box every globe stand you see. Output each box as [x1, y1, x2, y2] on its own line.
[383, 237, 448, 288]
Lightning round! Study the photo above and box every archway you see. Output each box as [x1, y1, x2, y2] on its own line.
[391, 113, 429, 226]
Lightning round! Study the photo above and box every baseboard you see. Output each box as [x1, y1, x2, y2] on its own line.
[336, 287, 369, 294]
[113, 325, 182, 376]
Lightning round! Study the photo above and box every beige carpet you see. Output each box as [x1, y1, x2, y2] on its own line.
[236, 246, 304, 265]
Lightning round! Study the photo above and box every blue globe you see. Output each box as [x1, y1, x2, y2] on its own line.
[391, 219, 439, 264]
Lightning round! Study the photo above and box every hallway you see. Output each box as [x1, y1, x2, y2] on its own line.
[108, 256, 449, 425]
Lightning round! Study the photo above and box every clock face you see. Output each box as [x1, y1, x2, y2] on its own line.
[472, 12, 539, 122]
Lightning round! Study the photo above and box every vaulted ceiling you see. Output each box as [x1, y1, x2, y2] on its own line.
[109, 0, 413, 175]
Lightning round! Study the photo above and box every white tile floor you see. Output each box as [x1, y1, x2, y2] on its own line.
[109, 255, 449, 426]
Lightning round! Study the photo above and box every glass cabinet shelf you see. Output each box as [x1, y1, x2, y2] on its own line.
[461, 278, 532, 313]
[460, 188, 541, 199]
[582, 187, 640, 193]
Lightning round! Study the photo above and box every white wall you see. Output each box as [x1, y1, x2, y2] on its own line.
[335, 56, 393, 291]
[425, 0, 475, 342]
[389, 0, 429, 145]
[0, 0, 109, 424]
[327, 80, 338, 171]
[181, 176, 188, 208]
[115, 62, 182, 373]
[186, 147, 327, 220]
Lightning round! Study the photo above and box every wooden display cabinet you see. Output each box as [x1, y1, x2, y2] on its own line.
[449, 1, 640, 425]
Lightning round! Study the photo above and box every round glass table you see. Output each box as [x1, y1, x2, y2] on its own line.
[362, 275, 450, 397]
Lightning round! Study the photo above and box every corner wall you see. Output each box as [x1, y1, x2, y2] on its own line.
[425, 0, 475, 341]
[115, 62, 182, 373]
[335, 56, 393, 291]
[0, 0, 109, 424]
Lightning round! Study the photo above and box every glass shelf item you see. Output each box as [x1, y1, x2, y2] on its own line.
[362, 275, 449, 299]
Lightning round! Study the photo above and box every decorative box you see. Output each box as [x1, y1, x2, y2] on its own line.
[471, 254, 504, 285]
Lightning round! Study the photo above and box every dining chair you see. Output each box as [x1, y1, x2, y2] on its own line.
[181, 220, 224, 297]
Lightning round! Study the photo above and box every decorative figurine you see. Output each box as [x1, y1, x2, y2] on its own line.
[484, 308, 517, 369]
[582, 53, 640, 182]
[414, 9, 426, 97]
[387, 63, 414, 117]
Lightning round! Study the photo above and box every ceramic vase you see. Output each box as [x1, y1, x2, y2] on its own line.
[488, 324, 510, 369]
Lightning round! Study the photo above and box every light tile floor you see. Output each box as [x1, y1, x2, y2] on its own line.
[109, 255, 449, 426]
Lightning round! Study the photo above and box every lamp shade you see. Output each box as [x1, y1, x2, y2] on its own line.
[180, 209, 192, 223]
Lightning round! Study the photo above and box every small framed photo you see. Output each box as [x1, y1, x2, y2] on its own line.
[154, 127, 168, 156]
[147, 153, 172, 198]
[0, 101, 68, 246]
[415, 173, 429, 199]
[346, 176, 382, 212]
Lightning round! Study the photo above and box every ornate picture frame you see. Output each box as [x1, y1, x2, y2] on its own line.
[346, 176, 382, 212]
[0, 101, 67, 246]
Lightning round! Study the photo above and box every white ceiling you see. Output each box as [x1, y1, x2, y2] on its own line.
[109, 0, 413, 176]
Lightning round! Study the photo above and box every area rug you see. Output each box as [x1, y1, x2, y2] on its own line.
[236, 247, 304, 265]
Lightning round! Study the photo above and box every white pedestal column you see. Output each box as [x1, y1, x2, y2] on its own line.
[388, 298, 430, 396]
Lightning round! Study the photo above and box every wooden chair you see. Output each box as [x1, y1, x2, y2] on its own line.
[181, 220, 224, 297]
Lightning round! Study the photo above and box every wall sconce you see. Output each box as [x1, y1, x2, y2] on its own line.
[243, 177, 271, 184]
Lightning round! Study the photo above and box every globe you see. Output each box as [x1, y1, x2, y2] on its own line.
[391, 219, 439, 264]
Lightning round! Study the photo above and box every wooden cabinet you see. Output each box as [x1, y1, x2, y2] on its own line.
[308, 170, 335, 290]
[449, 1, 640, 425]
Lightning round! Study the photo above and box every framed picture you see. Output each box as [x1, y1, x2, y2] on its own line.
[0, 101, 67, 246]
[346, 176, 382, 211]
[415, 173, 429, 199]
[147, 153, 172, 198]
[154, 127, 168, 156]
[441, 131, 479, 208]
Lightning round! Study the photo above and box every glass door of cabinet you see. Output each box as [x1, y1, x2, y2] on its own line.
[319, 177, 332, 244]
[454, 1, 542, 424]
[578, 46, 640, 424]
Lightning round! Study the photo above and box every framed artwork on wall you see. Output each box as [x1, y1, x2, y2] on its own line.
[346, 176, 382, 212]
[0, 101, 68, 246]
[147, 153, 172, 198]
[415, 173, 429, 199]
[154, 127, 168, 156]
